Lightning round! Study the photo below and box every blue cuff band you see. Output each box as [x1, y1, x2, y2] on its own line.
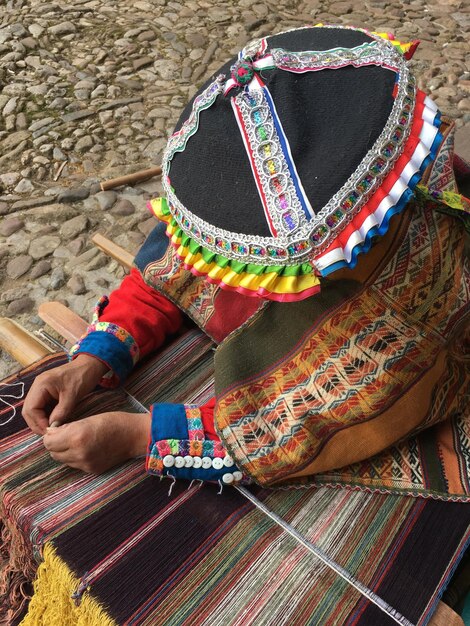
[73, 331, 134, 384]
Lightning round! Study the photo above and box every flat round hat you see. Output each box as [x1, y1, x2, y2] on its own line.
[149, 24, 443, 301]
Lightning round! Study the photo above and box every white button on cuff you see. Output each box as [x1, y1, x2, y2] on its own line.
[212, 458, 224, 470]
[163, 455, 175, 468]
[184, 455, 194, 468]
[223, 455, 235, 467]
[232, 471, 243, 482]
[222, 473, 234, 484]
[174, 456, 185, 468]
[201, 457, 212, 469]
[192, 457, 202, 468]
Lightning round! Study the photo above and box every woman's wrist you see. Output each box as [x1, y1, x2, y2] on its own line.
[72, 353, 110, 382]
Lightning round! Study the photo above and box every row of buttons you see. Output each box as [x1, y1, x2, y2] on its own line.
[161, 454, 243, 484]
[162, 454, 235, 470]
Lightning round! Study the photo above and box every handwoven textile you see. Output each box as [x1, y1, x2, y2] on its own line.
[1, 329, 470, 626]
[215, 200, 470, 487]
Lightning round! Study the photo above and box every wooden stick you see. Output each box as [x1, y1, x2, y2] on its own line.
[0, 318, 52, 367]
[38, 303, 88, 345]
[92, 233, 134, 269]
[100, 166, 162, 191]
[428, 602, 464, 626]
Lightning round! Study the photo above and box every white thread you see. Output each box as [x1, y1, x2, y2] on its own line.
[235, 485, 415, 626]
[0, 382, 25, 426]
[166, 473, 177, 497]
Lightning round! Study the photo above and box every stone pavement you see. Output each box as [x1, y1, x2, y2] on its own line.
[0, 0, 469, 377]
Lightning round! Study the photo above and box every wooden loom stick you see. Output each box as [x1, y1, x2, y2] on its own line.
[100, 166, 162, 191]
[91, 233, 134, 270]
[0, 318, 52, 367]
[38, 302, 87, 345]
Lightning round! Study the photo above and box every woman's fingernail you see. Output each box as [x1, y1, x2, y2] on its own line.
[49, 421, 60, 428]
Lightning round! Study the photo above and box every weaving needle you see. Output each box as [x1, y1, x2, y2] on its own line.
[235, 485, 416, 626]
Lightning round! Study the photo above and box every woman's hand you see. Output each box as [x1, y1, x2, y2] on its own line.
[42, 410, 151, 474]
[22, 354, 109, 435]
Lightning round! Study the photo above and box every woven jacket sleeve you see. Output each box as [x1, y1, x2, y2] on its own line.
[146, 399, 244, 485]
[70, 268, 183, 387]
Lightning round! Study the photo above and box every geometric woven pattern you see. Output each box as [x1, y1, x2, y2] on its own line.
[216, 200, 470, 487]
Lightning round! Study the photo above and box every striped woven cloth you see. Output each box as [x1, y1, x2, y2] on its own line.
[1, 329, 470, 626]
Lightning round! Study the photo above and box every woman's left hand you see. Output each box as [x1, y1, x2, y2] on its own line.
[42, 411, 151, 474]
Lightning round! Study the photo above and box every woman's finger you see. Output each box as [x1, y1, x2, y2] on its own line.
[42, 424, 72, 452]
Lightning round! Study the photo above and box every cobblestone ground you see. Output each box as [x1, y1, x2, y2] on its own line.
[0, 0, 469, 377]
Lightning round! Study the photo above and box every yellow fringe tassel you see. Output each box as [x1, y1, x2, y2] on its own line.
[21, 543, 117, 626]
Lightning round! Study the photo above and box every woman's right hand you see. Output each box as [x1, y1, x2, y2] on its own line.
[22, 354, 109, 435]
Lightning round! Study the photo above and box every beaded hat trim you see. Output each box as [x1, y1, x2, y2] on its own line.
[154, 25, 443, 299]
[162, 30, 418, 268]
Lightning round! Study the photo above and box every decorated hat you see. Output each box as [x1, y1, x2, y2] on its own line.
[149, 24, 443, 301]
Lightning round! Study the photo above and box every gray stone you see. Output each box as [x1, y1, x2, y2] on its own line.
[95, 190, 117, 210]
[75, 135, 93, 152]
[138, 217, 156, 237]
[75, 89, 90, 101]
[111, 198, 136, 216]
[3, 97, 18, 116]
[208, 8, 232, 22]
[53, 147, 67, 161]
[53, 246, 72, 259]
[84, 254, 108, 271]
[7, 297, 34, 316]
[74, 247, 99, 265]
[49, 266, 66, 289]
[67, 274, 86, 295]
[11, 195, 57, 211]
[0, 286, 31, 304]
[67, 237, 85, 256]
[28, 24, 44, 37]
[60, 214, 88, 238]
[14, 178, 34, 193]
[48, 22, 76, 36]
[98, 97, 142, 111]
[143, 138, 166, 159]
[0, 130, 30, 152]
[0, 172, 21, 188]
[27, 85, 48, 96]
[186, 33, 207, 48]
[7, 255, 33, 279]
[62, 109, 96, 123]
[24, 55, 42, 69]
[29, 116, 55, 132]
[137, 30, 156, 42]
[30, 259, 52, 279]
[133, 56, 154, 71]
[16, 112, 27, 129]
[0, 216, 24, 236]
[57, 187, 89, 203]
[9, 23, 28, 38]
[74, 79, 95, 90]
[29, 235, 61, 259]
[21, 37, 38, 49]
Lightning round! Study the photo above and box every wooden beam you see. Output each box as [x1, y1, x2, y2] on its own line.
[38, 302, 87, 344]
[429, 602, 464, 626]
[0, 318, 52, 367]
[100, 166, 161, 191]
[91, 233, 134, 269]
